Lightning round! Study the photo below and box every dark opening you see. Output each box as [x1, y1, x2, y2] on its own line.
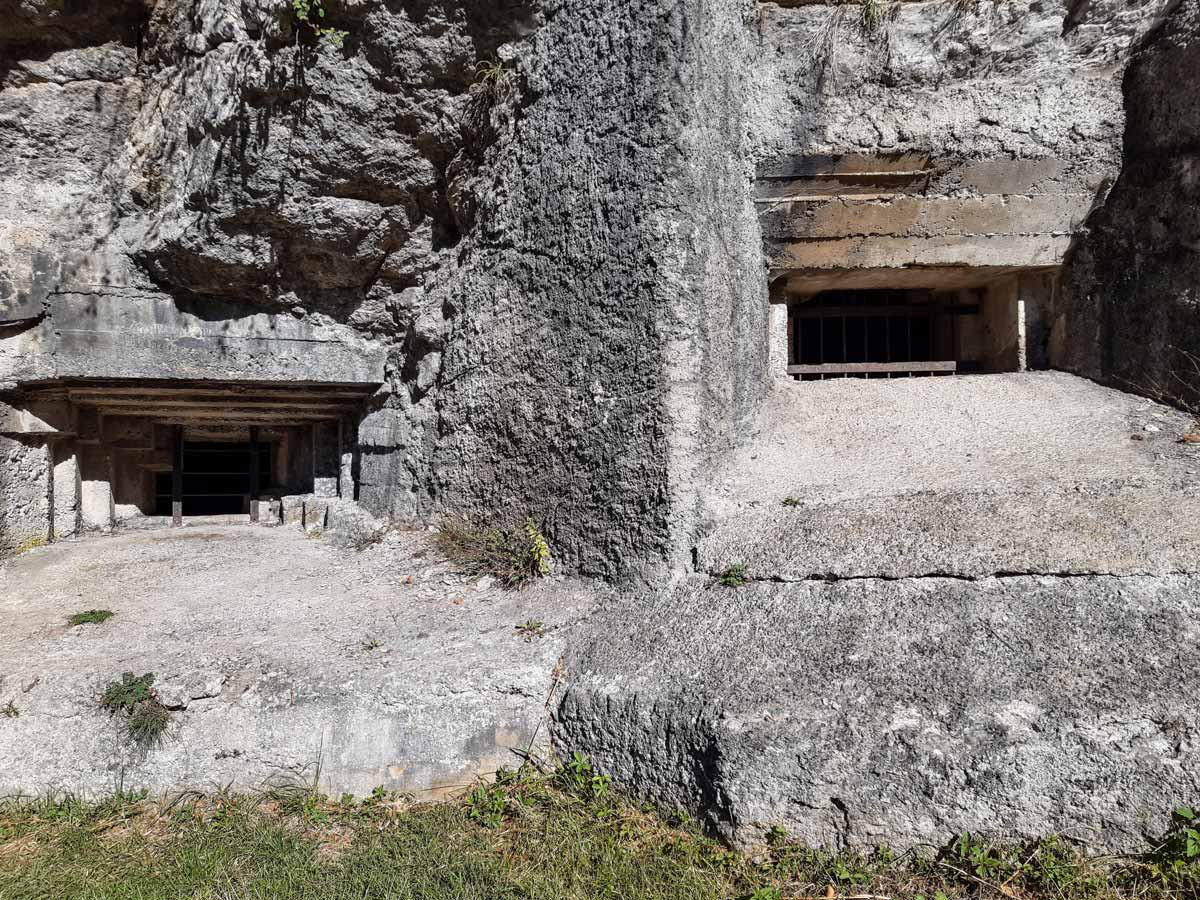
[154, 441, 272, 516]
[788, 289, 971, 380]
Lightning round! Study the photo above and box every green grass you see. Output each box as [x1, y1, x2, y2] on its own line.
[98, 673, 171, 748]
[0, 767, 1197, 900]
[717, 563, 750, 588]
[67, 610, 114, 627]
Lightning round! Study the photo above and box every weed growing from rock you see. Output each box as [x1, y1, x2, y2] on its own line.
[291, 0, 347, 47]
[100, 673, 170, 749]
[515, 620, 547, 642]
[718, 563, 750, 588]
[2, 700, 17, 719]
[68, 609, 114, 626]
[436, 515, 552, 589]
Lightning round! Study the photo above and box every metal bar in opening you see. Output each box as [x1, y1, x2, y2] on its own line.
[172, 425, 183, 527]
[249, 426, 260, 524]
[787, 361, 957, 375]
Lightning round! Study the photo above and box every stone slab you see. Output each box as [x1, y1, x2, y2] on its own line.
[556, 573, 1200, 851]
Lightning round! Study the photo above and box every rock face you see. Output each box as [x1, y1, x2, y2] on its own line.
[0, 0, 768, 580]
[4, 0, 1200, 858]
[1058, 0, 1200, 409]
[557, 574, 1200, 852]
[556, 371, 1200, 851]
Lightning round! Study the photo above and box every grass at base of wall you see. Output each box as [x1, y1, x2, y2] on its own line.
[0, 762, 1197, 900]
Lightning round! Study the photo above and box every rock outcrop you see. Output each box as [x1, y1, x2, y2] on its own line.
[557, 573, 1200, 852]
[1058, 0, 1200, 410]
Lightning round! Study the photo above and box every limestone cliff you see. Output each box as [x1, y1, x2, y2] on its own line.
[1058, 0, 1200, 409]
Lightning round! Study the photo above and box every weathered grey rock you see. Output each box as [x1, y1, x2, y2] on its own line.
[699, 373, 1200, 581]
[323, 498, 388, 549]
[0, 524, 597, 798]
[556, 574, 1200, 852]
[1058, 0, 1200, 410]
[0, 0, 770, 581]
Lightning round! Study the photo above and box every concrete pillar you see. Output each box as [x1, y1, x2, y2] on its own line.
[79, 445, 114, 531]
[769, 303, 790, 379]
[312, 421, 340, 498]
[338, 417, 356, 500]
[52, 441, 80, 539]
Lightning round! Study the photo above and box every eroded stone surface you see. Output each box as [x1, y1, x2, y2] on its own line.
[0, 524, 596, 798]
[556, 574, 1200, 851]
[1058, 0, 1200, 409]
[700, 372, 1200, 580]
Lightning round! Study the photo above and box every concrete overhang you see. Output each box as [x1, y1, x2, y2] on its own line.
[7, 379, 381, 432]
[772, 264, 1060, 296]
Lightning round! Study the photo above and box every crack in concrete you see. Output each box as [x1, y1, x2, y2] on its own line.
[702, 569, 1200, 585]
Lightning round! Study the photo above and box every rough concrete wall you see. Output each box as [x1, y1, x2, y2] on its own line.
[752, 0, 1175, 277]
[1057, 0, 1200, 409]
[0, 436, 49, 554]
[0, 0, 769, 577]
[358, 0, 769, 579]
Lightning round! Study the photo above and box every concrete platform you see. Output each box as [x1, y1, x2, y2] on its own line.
[0, 525, 596, 799]
[557, 572, 1200, 851]
[699, 372, 1200, 579]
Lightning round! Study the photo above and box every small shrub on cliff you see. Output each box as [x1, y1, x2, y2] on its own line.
[100, 673, 170, 748]
[291, 0, 348, 47]
[436, 515, 551, 589]
[718, 563, 750, 588]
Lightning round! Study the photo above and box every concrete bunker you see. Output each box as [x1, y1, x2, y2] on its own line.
[0, 380, 376, 547]
[772, 268, 1055, 381]
[759, 153, 1076, 382]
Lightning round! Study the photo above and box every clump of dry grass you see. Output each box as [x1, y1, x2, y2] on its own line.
[435, 515, 551, 589]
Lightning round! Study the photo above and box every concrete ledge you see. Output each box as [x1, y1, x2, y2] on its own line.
[556, 573, 1200, 851]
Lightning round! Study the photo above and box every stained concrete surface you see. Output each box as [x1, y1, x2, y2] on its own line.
[0, 524, 597, 799]
[700, 372, 1200, 579]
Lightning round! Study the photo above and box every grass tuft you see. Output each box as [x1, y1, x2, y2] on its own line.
[99, 673, 171, 748]
[717, 563, 750, 588]
[68, 609, 114, 626]
[436, 515, 552, 589]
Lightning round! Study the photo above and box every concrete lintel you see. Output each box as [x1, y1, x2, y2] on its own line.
[0, 394, 74, 437]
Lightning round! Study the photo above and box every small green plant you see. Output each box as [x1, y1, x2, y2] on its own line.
[718, 563, 749, 588]
[291, 0, 348, 47]
[68, 609, 114, 626]
[781, 497, 802, 507]
[515, 619, 547, 642]
[765, 825, 789, 846]
[361, 636, 383, 652]
[100, 673, 170, 748]
[1145, 805, 1200, 890]
[436, 515, 552, 589]
[465, 783, 508, 829]
[749, 889, 780, 900]
[465, 57, 518, 136]
[2, 700, 17, 719]
[947, 832, 1013, 882]
[555, 752, 612, 802]
[859, 0, 893, 35]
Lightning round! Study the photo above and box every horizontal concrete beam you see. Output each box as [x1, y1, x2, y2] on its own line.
[0, 394, 72, 436]
[772, 264, 1057, 294]
[769, 233, 1071, 272]
[760, 194, 1094, 241]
